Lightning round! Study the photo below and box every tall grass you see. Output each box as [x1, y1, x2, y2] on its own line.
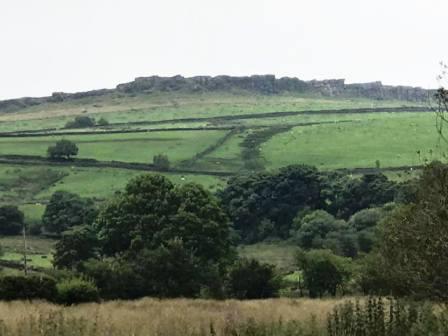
[0, 297, 445, 335]
[0, 298, 341, 336]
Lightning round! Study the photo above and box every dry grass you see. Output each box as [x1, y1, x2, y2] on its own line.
[0, 297, 349, 335]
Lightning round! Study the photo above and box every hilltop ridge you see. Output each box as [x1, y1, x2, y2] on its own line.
[0, 75, 431, 113]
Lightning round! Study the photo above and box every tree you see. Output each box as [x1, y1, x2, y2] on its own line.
[153, 154, 170, 170]
[227, 258, 280, 299]
[379, 162, 448, 300]
[64, 116, 96, 129]
[53, 225, 99, 270]
[95, 175, 233, 265]
[297, 249, 352, 298]
[47, 140, 79, 160]
[42, 191, 97, 234]
[0, 206, 24, 235]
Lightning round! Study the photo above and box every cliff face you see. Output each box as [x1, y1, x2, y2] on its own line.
[0, 75, 431, 113]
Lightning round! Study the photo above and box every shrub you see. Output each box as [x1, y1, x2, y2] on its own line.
[297, 249, 352, 298]
[0, 205, 24, 235]
[0, 275, 57, 301]
[153, 154, 170, 170]
[227, 258, 280, 299]
[56, 278, 99, 305]
[27, 221, 43, 235]
[65, 116, 96, 129]
[96, 117, 109, 126]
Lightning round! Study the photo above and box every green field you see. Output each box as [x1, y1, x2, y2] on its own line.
[261, 113, 440, 170]
[0, 130, 228, 164]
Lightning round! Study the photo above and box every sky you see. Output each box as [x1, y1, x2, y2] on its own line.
[0, 0, 447, 100]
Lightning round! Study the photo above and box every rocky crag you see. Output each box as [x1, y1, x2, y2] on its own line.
[0, 75, 432, 113]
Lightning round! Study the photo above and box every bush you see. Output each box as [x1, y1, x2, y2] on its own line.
[27, 221, 43, 235]
[153, 154, 170, 170]
[65, 116, 96, 129]
[96, 117, 109, 126]
[0, 205, 24, 235]
[0, 275, 57, 301]
[227, 258, 280, 299]
[56, 278, 99, 305]
[297, 249, 352, 298]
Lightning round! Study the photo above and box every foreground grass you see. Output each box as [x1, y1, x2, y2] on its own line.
[0, 298, 344, 335]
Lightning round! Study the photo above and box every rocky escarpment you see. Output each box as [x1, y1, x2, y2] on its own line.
[0, 75, 432, 113]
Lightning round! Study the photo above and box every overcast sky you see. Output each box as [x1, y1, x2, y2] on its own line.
[0, 0, 446, 100]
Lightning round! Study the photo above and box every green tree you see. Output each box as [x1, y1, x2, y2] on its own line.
[47, 139, 79, 160]
[153, 154, 170, 170]
[297, 249, 352, 298]
[42, 191, 97, 234]
[130, 239, 205, 298]
[379, 162, 448, 300]
[0, 206, 24, 235]
[227, 258, 280, 299]
[95, 175, 233, 265]
[53, 226, 99, 270]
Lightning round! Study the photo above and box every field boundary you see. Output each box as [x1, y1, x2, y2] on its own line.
[0, 155, 235, 177]
[0, 154, 423, 176]
[178, 128, 242, 168]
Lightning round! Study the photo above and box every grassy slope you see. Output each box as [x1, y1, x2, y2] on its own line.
[262, 112, 442, 170]
[0, 91, 419, 128]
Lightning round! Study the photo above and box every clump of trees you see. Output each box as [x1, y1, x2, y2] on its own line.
[47, 140, 79, 160]
[13, 160, 446, 303]
[49, 175, 238, 299]
[219, 165, 401, 244]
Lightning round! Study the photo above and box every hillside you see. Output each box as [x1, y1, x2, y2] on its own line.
[0, 75, 438, 225]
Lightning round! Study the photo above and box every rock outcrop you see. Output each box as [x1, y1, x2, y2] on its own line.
[0, 75, 432, 113]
